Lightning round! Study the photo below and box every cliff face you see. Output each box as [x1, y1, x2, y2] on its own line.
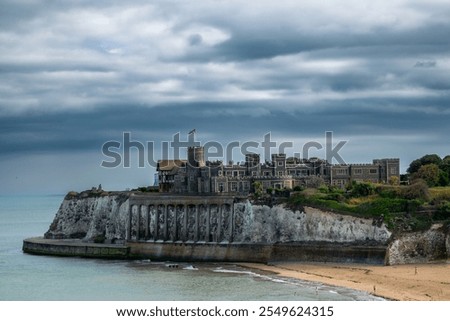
[44, 193, 450, 264]
[45, 193, 130, 241]
[233, 202, 391, 244]
[45, 195, 391, 245]
[386, 224, 449, 265]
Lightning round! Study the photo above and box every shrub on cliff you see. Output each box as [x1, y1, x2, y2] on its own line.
[401, 179, 430, 201]
[434, 201, 450, 221]
[376, 186, 400, 199]
[356, 198, 408, 216]
[65, 191, 79, 200]
[349, 181, 375, 197]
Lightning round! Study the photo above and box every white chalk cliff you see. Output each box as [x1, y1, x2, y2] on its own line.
[232, 201, 391, 244]
[45, 193, 130, 241]
[45, 194, 391, 244]
[44, 193, 449, 264]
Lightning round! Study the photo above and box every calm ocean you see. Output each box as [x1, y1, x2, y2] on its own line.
[0, 195, 382, 301]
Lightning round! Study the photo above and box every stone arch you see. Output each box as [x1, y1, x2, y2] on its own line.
[166, 204, 176, 241]
[156, 204, 166, 240]
[186, 204, 196, 241]
[148, 204, 156, 240]
[198, 204, 207, 241]
[209, 204, 219, 242]
[130, 204, 139, 240]
[127, 195, 235, 243]
[137, 204, 148, 240]
[220, 203, 233, 242]
[174, 204, 185, 241]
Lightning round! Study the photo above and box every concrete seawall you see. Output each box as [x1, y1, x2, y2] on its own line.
[23, 237, 386, 264]
[23, 237, 129, 259]
[128, 241, 273, 263]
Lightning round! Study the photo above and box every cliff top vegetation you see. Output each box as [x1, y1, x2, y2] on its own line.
[288, 182, 450, 233]
[286, 153, 450, 233]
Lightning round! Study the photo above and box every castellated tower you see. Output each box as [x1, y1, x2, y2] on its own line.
[188, 146, 205, 168]
[245, 153, 260, 175]
[186, 146, 205, 193]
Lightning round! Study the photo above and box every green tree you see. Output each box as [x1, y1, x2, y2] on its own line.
[253, 181, 263, 197]
[388, 176, 400, 186]
[420, 154, 442, 166]
[407, 159, 423, 174]
[413, 163, 440, 187]
[439, 155, 450, 186]
[407, 154, 442, 174]
[350, 181, 375, 197]
[438, 171, 450, 186]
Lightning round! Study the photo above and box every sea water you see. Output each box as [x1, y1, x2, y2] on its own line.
[0, 195, 383, 301]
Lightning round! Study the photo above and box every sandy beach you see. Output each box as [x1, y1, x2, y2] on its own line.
[241, 262, 450, 301]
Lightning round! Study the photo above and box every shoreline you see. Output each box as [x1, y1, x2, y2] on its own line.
[240, 262, 450, 301]
[23, 237, 449, 300]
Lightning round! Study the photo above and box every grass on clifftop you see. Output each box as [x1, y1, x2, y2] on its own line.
[288, 182, 450, 232]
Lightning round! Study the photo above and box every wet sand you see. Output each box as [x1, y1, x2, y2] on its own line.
[241, 262, 450, 301]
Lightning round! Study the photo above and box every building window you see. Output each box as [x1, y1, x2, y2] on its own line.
[252, 171, 257, 176]
[218, 182, 224, 192]
[230, 182, 237, 191]
[233, 171, 238, 177]
[218, 170, 223, 176]
[239, 171, 245, 177]
[354, 169, 362, 174]
[278, 171, 283, 176]
[370, 169, 378, 174]
[264, 171, 270, 176]
[278, 161, 284, 166]
[390, 168, 397, 174]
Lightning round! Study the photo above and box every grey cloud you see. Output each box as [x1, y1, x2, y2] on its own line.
[1, 1, 450, 194]
[414, 61, 437, 68]
[1, 100, 449, 157]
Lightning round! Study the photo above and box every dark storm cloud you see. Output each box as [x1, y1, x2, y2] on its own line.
[0, 0, 449, 181]
[1, 98, 448, 160]
[414, 61, 437, 68]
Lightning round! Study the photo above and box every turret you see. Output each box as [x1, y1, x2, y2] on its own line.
[188, 146, 205, 168]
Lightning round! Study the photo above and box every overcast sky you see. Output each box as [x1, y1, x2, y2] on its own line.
[1, 0, 449, 195]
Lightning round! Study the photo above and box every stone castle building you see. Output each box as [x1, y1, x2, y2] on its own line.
[157, 146, 400, 195]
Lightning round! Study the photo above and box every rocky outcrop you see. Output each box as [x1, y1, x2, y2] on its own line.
[386, 224, 449, 265]
[45, 192, 130, 242]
